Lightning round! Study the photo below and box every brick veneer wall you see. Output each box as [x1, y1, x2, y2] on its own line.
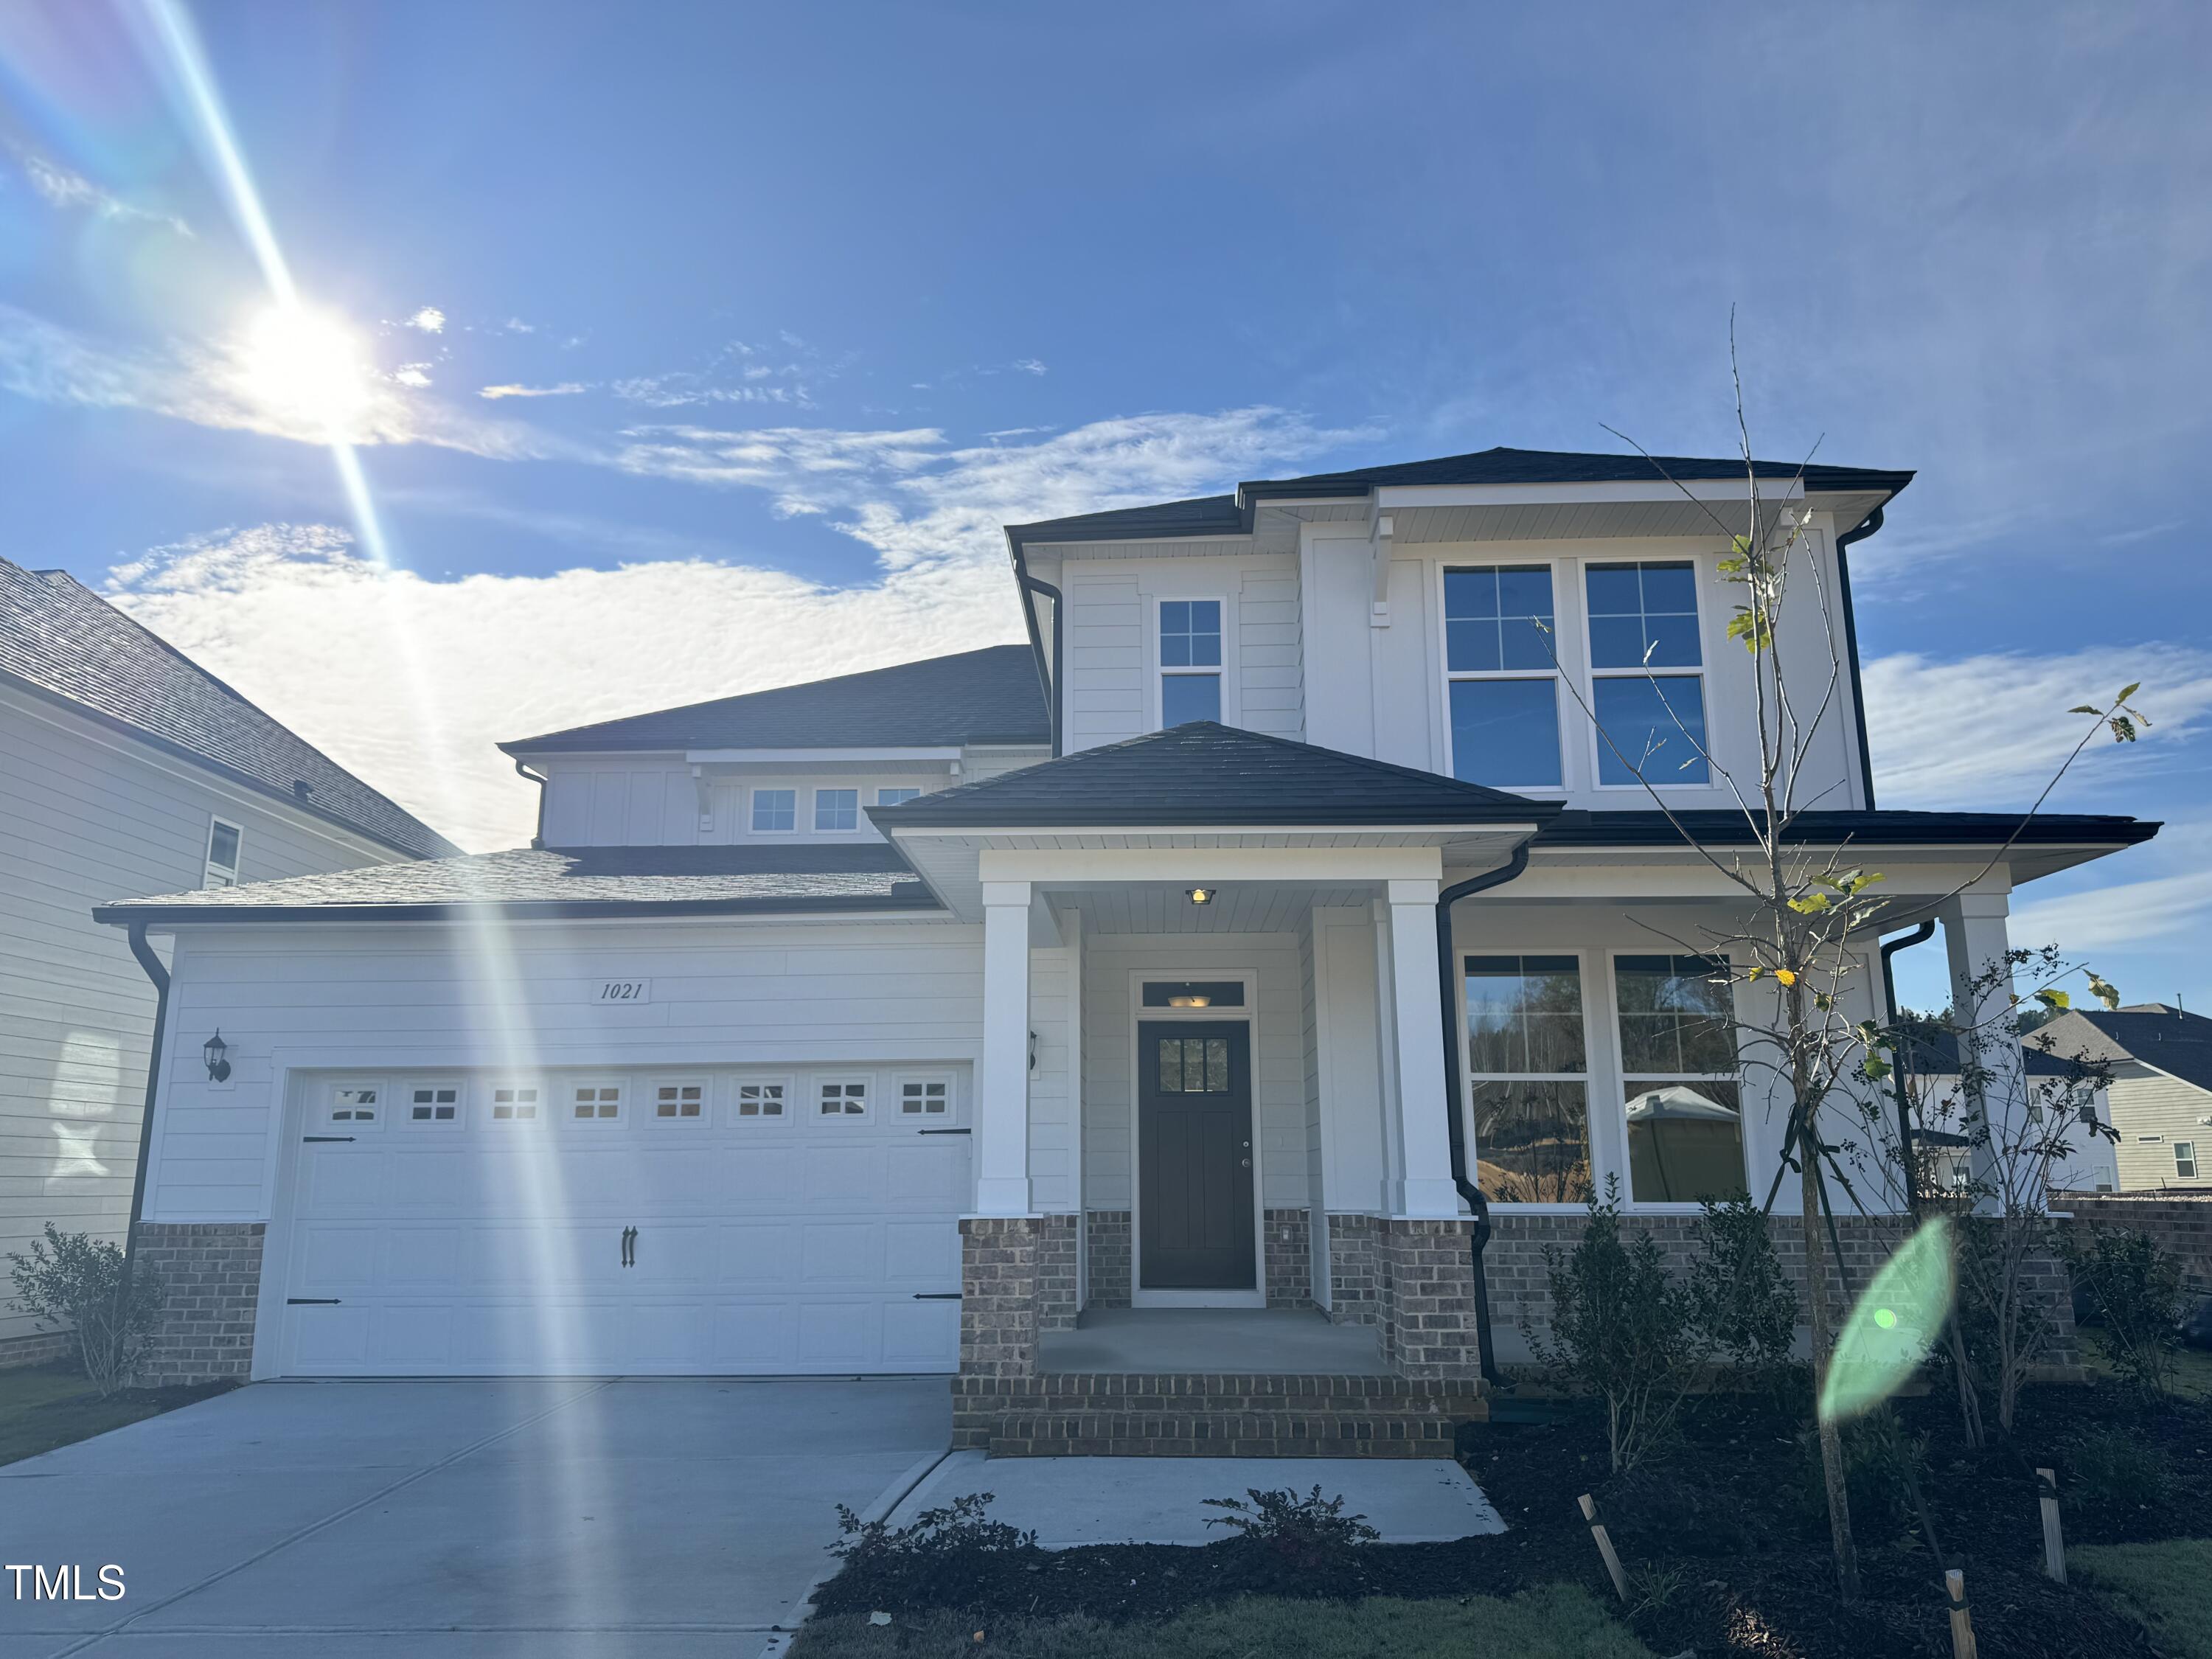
[1377, 1219, 1484, 1377]
[959, 1216, 1042, 1380]
[1263, 1208, 1312, 1307]
[0, 1328, 74, 1370]
[133, 1222, 265, 1384]
[1085, 1210, 1131, 1309]
[2055, 1192, 2212, 1293]
[1327, 1214, 1382, 1325]
[1035, 1213, 1079, 1332]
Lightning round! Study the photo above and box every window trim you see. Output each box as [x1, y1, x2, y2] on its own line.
[895, 1071, 957, 1119]
[204, 815, 244, 888]
[1581, 557, 1717, 793]
[815, 1074, 872, 1119]
[1457, 948, 1596, 1210]
[2177, 1141, 2199, 1180]
[748, 787, 799, 835]
[400, 1079, 465, 1130]
[733, 1076, 791, 1122]
[1603, 949, 1751, 1206]
[563, 1078, 626, 1127]
[1152, 593, 1228, 731]
[647, 1077, 713, 1126]
[811, 787, 862, 834]
[1436, 560, 1570, 794]
[485, 1081, 545, 1125]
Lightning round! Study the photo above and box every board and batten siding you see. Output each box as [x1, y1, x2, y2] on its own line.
[0, 682, 411, 1346]
[140, 915, 1075, 1223]
[2109, 1064, 2212, 1191]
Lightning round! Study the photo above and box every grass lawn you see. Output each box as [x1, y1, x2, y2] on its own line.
[2073, 1539, 2212, 1659]
[790, 1585, 1652, 1658]
[0, 1360, 234, 1467]
[2076, 1329, 2212, 1402]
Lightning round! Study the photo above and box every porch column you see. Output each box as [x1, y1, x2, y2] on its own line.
[1382, 878, 1461, 1218]
[975, 880, 1034, 1216]
[1939, 885, 2028, 1202]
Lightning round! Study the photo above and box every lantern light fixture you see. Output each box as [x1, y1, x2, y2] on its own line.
[203, 1029, 232, 1083]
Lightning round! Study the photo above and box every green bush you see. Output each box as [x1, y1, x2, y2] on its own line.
[1686, 1194, 1802, 1407]
[2064, 1223, 2185, 1399]
[1795, 1410, 1925, 1549]
[2067, 1426, 2171, 1519]
[4, 1224, 167, 1397]
[1203, 1485, 1379, 1568]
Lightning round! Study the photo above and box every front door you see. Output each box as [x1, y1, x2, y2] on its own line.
[1137, 1021, 1255, 1289]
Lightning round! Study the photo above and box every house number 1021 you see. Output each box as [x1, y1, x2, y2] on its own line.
[596, 979, 651, 1004]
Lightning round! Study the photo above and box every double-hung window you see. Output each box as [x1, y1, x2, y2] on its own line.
[814, 788, 858, 831]
[1464, 955, 1590, 1202]
[2178, 1141, 2200, 1180]
[1158, 599, 1222, 726]
[204, 818, 243, 888]
[751, 789, 796, 832]
[1613, 955, 1745, 1201]
[1586, 562, 1710, 785]
[1444, 566, 1562, 788]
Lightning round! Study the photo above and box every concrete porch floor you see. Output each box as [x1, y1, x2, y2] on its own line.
[1037, 1307, 1391, 1375]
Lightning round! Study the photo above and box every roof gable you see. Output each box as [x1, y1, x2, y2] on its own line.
[2040, 1006, 2212, 1093]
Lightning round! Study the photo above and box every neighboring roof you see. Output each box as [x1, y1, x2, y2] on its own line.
[2035, 1006, 2212, 1094]
[1532, 809, 2160, 852]
[500, 644, 1049, 756]
[1, 558, 457, 860]
[1896, 1027, 2078, 1079]
[871, 721, 1558, 830]
[92, 843, 937, 926]
[1005, 445, 1916, 549]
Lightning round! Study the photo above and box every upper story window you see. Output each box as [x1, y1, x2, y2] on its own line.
[1444, 566, 1562, 789]
[875, 787, 921, 807]
[1464, 955, 1590, 1203]
[204, 817, 243, 888]
[814, 788, 859, 831]
[1158, 599, 1222, 727]
[751, 788, 796, 832]
[1613, 954, 1743, 1201]
[1586, 563, 1710, 786]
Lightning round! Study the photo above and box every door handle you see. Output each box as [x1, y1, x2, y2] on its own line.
[1241, 1158, 1252, 1168]
[620, 1225, 637, 1268]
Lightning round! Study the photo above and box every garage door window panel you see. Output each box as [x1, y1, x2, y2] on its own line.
[404, 1083, 462, 1128]
[489, 1085, 541, 1123]
[737, 1079, 789, 1119]
[653, 1080, 709, 1122]
[568, 1082, 623, 1123]
[327, 1084, 381, 1127]
[899, 1076, 953, 1117]
[818, 1078, 869, 1117]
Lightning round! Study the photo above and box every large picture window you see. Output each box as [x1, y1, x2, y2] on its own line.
[1613, 954, 1746, 1201]
[1159, 599, 1222, 726]
[1464, 954, 1590, 1203]
[1444, 566, 1562, 788]
[1586, 561, 1710, 785]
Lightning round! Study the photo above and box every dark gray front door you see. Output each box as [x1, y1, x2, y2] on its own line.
[1138, 1021, 1255, 1289]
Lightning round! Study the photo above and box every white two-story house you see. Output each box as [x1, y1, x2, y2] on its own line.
[96, 448, 2157, 1455]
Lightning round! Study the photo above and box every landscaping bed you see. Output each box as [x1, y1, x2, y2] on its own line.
[0, 1360, 236, 1466]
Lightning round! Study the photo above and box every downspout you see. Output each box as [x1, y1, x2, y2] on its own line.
[1436, 841, 1533, 1388]
[513, 757, 549, 849]
[1878, 919, 1937, 1206]
[1834, 504, 1886, 811]
[122, 922, 172, 1262]
[1020, 574, 1065, 757]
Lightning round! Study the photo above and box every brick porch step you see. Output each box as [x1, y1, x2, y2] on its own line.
[953, 1372, 1488, 1458]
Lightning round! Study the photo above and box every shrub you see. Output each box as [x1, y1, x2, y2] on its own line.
[2067, 1426, 2171, 1520]
[2063, 1223, 2185, 1398]
[1796, 1409, 1926, 1550]
[1526, 1177, 1706, 1473]
[829, 1491, 1037, 1569]
[4, 1224, 167, 1397]
[1686, 1194, 1802, 1408]
[1202, 1486, 1379, 1568]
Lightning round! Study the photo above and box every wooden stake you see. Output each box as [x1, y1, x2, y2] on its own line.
[2037, 1468, 2065, 1583]
[1945, 1567, 1978, 1659]
[1578, 1493, 1630, 1603]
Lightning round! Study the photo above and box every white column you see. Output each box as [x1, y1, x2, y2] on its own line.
[975, 880, 1034, 1216]
[1939, 886, 2028, 1200]
[1383, 878, 1461, 1218]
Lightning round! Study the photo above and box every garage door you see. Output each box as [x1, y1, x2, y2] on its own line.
[276, 1066, 970, 1377]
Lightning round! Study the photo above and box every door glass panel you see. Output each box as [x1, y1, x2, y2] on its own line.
[1182, 1040, 1206, 1093]
[1206, 1037, 1229, 1092]
[1158, 1039, 1183, 1093]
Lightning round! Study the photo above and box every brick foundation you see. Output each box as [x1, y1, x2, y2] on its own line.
[2055, 1192, 2212, 1293]
[1326, 1214, 1382, 1325]
[1263, 1208, 1312, 1307]
[1378, 1219, 1484, 1378]
[1084, 1210, 1132, 1309]
[0, 1327, 74, 1370]
[1036, 1213, 1079, 1332]
[133, 1222, 265, 1384]
[959, 1216, 1044, 1380]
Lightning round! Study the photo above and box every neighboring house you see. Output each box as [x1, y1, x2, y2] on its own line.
[95, 448, 2158, 1455]
[2036, 1004, 2212, 1192]
[0, 555, 456, 1363]
[1887, 1027, 2119, 1196]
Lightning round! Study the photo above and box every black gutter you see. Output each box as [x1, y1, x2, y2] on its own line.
[1435, 841, 1532, 1388]
[513, 757, 549, 849]
[94, 891, 945, 927]
[1834, 504, 1886, 812]
[1877, 920, 1938, 1203]
[122, 922, 171, 1263]
[1006, 536, 1062, 757]
[1022, 571, 1065, 758]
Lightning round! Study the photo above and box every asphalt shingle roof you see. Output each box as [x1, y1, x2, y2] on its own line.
[501, 644, 1049, 755]
[1, 557, 456, 860]
[2034, 1006, 2212, 1093]
[871, 722, 1557, 830]
[92, 843, 936, 925]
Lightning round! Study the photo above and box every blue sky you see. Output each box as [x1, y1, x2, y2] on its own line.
[2, 1, 2208, 1014]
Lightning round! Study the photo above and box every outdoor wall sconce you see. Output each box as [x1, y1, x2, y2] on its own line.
[1186, 886, 1214, 906]
[203, 1029, 232, 1083]
[1028, 1030, 1038, 1071]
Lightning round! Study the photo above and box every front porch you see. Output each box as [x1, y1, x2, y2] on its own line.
[1039, 1307, 1388, 1375]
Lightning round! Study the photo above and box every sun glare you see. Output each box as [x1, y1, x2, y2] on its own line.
[238, 303, 372, 434]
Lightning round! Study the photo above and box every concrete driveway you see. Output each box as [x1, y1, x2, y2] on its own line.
[0, 1377, 950, 1658]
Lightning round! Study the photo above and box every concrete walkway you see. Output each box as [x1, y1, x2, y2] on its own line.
[0, 1377, 950, 1659]
[892, 1450, 1506, 1547]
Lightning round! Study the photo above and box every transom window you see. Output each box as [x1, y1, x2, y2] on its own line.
[406, 1085, 459, 1124]
[875, 787, 921, 807]
[751, 788, 796, 832]
[1140, 981, 1247, 1009]
[818, 1079, 868, 1116]
[1464, 956, 1590, 1203]
[204, 817, 243, 888]
[1156, 1035, 1231, 1094]
[814, 788, 859, 831]
[330, 1085, 378, 1124]
[571, 1084, 622, 1121]
[737, 1081, 787, 1118]
[490, 1085, 540, 1122]
[900, 1078, 950, 1116]
[2178, 1141, 2199, 1180]
[654, 1082, 706, 1119]
[1587, 562, 1710, 786]
[1613, 955, 1745, 1201]
[1444, 566, 1562, 789]
[1159, 599, 1222, 727]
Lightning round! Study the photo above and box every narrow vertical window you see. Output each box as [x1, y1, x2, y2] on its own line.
[1613, 955, 1745, 1200]
[1464, 956, 1590, 1202]
[1587, 562, 1709, 785]
[813, 788, 859, 831]
[2177, 1141, 2199, 1180]
[204, 818, 243, 888]
[1444, 566, 1562, 787]
[1159, 599, 1222, 727]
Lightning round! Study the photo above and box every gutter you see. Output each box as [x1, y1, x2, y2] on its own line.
[513, 757, 549, 849]
[1434, 841, 1532, 1387]
[1877, 920, 1938, 1206]
[1006, 535, 1063, 757]
[122, 922, 171, 1262]
[1834, 504, 1887, 812]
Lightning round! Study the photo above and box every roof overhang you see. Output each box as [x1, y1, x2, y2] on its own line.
[94, 891, 946, 931]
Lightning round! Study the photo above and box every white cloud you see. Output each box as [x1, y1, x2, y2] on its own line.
[611, 372, 810, 409]
[502, 318, 535, 334]
[405, 307, 446, 334]
[1863, 644, 2212, 809]
[7, 142, 192, 237]
[479, 381, 587, 400]
[392, 364, 433, 389]
[2013, 860, 2212, 953]
[1012, 358, 1048, 376]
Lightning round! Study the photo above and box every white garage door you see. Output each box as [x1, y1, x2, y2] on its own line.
[276, 1067, 970, 1377]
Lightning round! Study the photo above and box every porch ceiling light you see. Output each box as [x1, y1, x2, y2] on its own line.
[1168, 994, 1211, 1008]
[1185, 886, 1215, 906]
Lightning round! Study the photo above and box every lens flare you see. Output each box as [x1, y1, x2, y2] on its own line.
[236, 303, 371, 434]
[1819, 1216, 1955, 1424]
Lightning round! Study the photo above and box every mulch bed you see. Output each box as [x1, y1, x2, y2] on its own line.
[813, 1377, 2209, 1657]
